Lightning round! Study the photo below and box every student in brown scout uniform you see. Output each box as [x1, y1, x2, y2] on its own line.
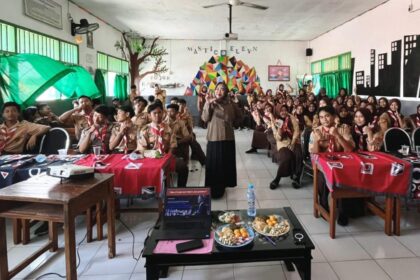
[59, 95, 94, 140]
[78, 105, 114, 154]
[131, 96, 149, 129]
[109, 105, 138, 153]
[137, 102, 188, 187]
[0, 102, 49, 154]
[34, 104, 62, 127]
[202, 82, 243, 198]
[309, 106, 355, 226]
[164, 103, 192, 163]
[268, 105, 302, 190]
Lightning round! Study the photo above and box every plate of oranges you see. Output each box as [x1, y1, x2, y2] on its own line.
[252, 215, 290, 237]
[214, 224, 254, 248]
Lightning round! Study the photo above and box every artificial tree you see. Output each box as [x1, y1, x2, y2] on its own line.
[115, 32, 168, 89]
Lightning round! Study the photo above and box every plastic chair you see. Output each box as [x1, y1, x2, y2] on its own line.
[39, 127, 70, 155]
[412, 127, 420, 150]
[383, 127, 411, 152]
[300, 127, 313, 183]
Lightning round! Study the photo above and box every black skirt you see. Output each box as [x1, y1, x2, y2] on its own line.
[205, 140, 237, 193]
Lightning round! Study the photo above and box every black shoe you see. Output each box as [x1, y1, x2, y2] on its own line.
[246, 148, 258, 154]
[34, 221, 49, 236]
[292, 181, 301, 189]
[337, 215, 349, 226]
[270, 181, 278, 190]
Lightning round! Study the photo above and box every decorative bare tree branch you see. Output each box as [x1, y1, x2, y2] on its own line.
[115, 33, 168, 89]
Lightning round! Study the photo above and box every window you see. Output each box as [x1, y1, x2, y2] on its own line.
[0, 20, 79, 64]
[36, 86, 67, 101]
[0, 21, 15, 53]
[311, 52, 351, 75]
[97, 52, 129, 97]
[106, 72, 117, 96]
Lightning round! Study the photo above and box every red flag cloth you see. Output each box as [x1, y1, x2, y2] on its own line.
[75, 153, 175, 195]
[312, 152, 412, 196]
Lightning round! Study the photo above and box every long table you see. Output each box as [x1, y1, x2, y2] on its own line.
[0, 173, 116, 280]
[0, 153, 175, 196]
[312, 151, 411, 237]
[143, 208, 315, 280]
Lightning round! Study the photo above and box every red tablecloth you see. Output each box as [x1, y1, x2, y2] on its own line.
[313, 152, 412, 196]
[75, 153, 175, 195]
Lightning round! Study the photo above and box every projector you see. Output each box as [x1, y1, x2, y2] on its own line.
[48, 164, 94, 179]
[224, 32, 238, 40]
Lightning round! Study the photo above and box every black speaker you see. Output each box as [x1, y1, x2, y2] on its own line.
[306, 48, 313, 56]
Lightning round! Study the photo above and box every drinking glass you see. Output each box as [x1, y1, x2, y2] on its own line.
[401, 145, 410, 156]
[93, 146, 101, 158]
[58, 149, 67, 160]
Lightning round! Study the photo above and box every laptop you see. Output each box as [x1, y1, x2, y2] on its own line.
[154, 187, 211, 240]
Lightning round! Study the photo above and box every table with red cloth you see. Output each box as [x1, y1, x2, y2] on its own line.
[75, 153, 175, 195]
[312, 151, 412, 196]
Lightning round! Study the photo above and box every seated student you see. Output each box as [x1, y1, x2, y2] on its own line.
[34, 104, 61, 127]
[409, 104, 420, 128]
[269, 105, 302, 190]
[22, 106, 39, 122]
[387, 98, 404, 128]
[59, 95, 94, 140]
[164, 104, 192, 162]
[78, 105, 114, 154]
[109, 105, 138, 153]
[0, 102, 49, 154]
[309, 106, 355, 226]
[367, 113, 392, 151]
[131, 96, 149, 129]
[137, 102, 188, 187]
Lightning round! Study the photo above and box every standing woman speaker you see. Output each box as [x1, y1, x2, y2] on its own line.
[202, 82, 243, 198]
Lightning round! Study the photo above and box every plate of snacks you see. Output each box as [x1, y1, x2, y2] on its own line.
[218, 211, 240, 224]
[214, 224, 254, 248]
[143, 150, 162, 159]
[252, 215, 290, 237]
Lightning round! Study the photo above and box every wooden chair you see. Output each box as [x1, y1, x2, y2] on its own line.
[313, 164, 400, 238]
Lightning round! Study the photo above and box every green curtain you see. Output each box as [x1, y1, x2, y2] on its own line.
[114, 74, 128, 101]
[94, 69, 106, 103]
[319, 70, 351, 98]
[0, 53, 100, 107]
[0, 54, 74, 107]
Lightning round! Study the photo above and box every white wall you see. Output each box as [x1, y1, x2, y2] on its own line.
[309, 0, 420, 98]
[0, 0, 123, 70]
[139, 39, 310, 96]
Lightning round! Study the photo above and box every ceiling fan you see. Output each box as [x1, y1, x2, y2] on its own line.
[203, 0, 268, 10]
[71, 19, 99, 36]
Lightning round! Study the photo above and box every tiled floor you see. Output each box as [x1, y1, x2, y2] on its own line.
[5, 128, 420, 279]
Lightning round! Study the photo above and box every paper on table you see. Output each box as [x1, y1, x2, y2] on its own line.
[125, 162, 142, 170]
[153, 233, 214, 254]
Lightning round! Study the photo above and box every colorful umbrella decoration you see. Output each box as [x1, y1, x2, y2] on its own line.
[185, 55, 261, 95]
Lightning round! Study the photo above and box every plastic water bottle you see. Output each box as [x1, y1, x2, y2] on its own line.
[247, 184, 256, 217]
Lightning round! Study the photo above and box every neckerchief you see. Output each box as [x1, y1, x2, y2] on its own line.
[0, 125, 18, 154]
[322, 126, 335, 152]
[388, 110, 400, 127]
[150, 123, 165, 154]
[280, 116, 293, 139]
[94, 123, 108, 153]
[354, 125, 367, 151]
[85, 111, 94, 126]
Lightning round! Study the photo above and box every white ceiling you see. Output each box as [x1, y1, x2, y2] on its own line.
[71, 0, 388, 41]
